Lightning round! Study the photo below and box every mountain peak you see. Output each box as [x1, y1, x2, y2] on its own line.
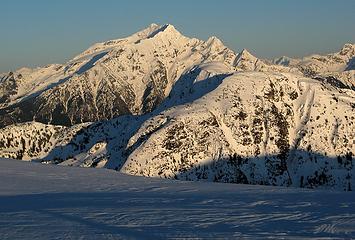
[233, 49, 261, 71]
[339, 43, 355, 56]
[149, 23, 159, 28]
[206, 36, 225, 47]
[237, 49, 257, 61]
[147, 23, 182, 39]
[240, 48, 252, 56]
[272, 56, 297, 66]
[132, 23, 162, 39]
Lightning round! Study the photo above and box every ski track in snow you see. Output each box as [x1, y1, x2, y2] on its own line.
[292, 79, 315, 150]
[0, 159, 354, 239]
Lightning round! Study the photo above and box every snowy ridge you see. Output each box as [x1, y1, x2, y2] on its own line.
[273, 43, 355, 89]
[72, 23, 162, 61]
[234, 49, 263, 71]
[0, 64, 65, 108]
[274, 43, 355, 73]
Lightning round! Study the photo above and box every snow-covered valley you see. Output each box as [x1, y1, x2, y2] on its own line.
[0, 158, 354, 239]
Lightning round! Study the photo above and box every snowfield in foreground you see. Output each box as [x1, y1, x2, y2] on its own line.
[0, 159, 354, 239]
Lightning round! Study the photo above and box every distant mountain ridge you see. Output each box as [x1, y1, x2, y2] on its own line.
[273, 43, 355, 89]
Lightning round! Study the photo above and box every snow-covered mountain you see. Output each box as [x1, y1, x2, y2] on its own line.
[1, 62, 354, 190]
[0, 24, 238, 127]
[273, 43, 355, 89]
[0, 24, 354, 190]
[122, 68, 355, 190]
[0, 23, 305, 128]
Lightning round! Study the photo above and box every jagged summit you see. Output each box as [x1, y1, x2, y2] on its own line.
[233, 48, 264, 71]
[131, 23, 161, 39]
[147, 24, 182, 38]
[272, 56, 300, 66]
[203, 36, 227, 54]
[206, 36, 224, 45]
[339, 43, 355, 56]
[237, 49, 256, 60]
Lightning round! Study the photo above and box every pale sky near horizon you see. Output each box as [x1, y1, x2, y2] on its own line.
[1, 0, 355, 72]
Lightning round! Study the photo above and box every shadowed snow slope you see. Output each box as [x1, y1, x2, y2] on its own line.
[0, 158, 354, 239]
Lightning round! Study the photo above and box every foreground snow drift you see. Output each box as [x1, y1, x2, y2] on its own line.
[0, 158, 354, 239]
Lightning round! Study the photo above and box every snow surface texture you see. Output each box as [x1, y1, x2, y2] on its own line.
[0, 158, 354, 239]
[0, 24, 354, 190]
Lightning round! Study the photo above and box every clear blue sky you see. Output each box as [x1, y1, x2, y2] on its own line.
[1, 0, 355, 72]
